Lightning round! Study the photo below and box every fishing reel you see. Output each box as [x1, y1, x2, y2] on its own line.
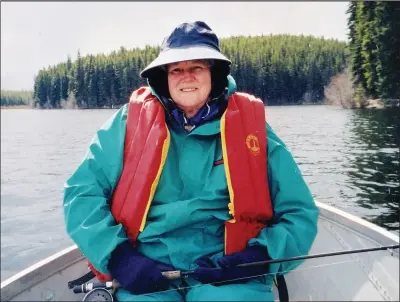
[68, 269, 185, 302]
[82, 288, 113, 301]
[73, 281, 114, 302]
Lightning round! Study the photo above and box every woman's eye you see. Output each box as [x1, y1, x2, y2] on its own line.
[170, 68, 182, 75]
[191, 66, 204, 73]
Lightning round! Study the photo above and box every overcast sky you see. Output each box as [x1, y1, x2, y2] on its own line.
[1, 2, 349, 91]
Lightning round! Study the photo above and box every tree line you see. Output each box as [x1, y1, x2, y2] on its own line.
[1, 90, 33, 107]
[347, 1, 400, 103]
[32, 34, 347, 109]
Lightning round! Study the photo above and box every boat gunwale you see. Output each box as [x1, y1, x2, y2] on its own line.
[315, 201, 399, 246]
[0, 245, 84, 301]
[1, 201, 398, 301]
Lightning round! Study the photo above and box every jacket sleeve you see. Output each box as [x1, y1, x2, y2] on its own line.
[63, 105, 129, 275]
[248, 123, 319, 275]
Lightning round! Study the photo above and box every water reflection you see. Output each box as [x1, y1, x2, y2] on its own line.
[346, 108, 400, 231]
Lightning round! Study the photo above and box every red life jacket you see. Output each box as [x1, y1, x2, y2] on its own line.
[89, 87, 273, 282]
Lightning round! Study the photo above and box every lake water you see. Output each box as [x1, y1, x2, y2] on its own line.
[1, 105, 399, 281]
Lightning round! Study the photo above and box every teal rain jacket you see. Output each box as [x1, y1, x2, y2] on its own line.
[63, 75, 319, 291]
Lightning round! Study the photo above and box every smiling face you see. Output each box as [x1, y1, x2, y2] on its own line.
[167, 60, 212, 118]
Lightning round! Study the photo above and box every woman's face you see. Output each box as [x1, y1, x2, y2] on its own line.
[167, 60, 212, 117]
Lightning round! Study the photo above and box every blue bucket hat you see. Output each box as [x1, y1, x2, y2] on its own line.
[140, 21, 231, 78]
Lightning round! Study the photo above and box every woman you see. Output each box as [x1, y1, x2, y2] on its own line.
[63, 21, 319, 301]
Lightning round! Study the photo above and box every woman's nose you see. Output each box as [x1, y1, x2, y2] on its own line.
[182, 69, 195, 79]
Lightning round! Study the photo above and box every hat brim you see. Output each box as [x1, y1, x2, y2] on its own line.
[140, 46, 231, 78]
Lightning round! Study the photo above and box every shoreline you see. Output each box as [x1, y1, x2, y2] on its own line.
[1, 105, 32, 110]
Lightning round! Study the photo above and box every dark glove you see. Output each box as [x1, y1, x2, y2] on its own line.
[193, 245, 270, 285]
[108, 240, 174, 295]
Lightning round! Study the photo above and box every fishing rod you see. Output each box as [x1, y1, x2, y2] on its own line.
[72, 244, 399, 301]
[236, 244, 399, 268]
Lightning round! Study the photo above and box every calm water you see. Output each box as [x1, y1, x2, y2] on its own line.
[1, 105, 399, 281]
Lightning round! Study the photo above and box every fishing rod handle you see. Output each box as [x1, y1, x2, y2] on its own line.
[161, 270, 193, 279]
[73, 281, 114, 293]
[108, 271, 190, 283]
[73, 271, 188, 294]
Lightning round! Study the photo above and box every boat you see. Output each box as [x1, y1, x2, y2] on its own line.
[1, 201, 399, 301]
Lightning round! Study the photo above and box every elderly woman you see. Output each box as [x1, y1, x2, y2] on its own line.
[63, 21, 319, 301]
